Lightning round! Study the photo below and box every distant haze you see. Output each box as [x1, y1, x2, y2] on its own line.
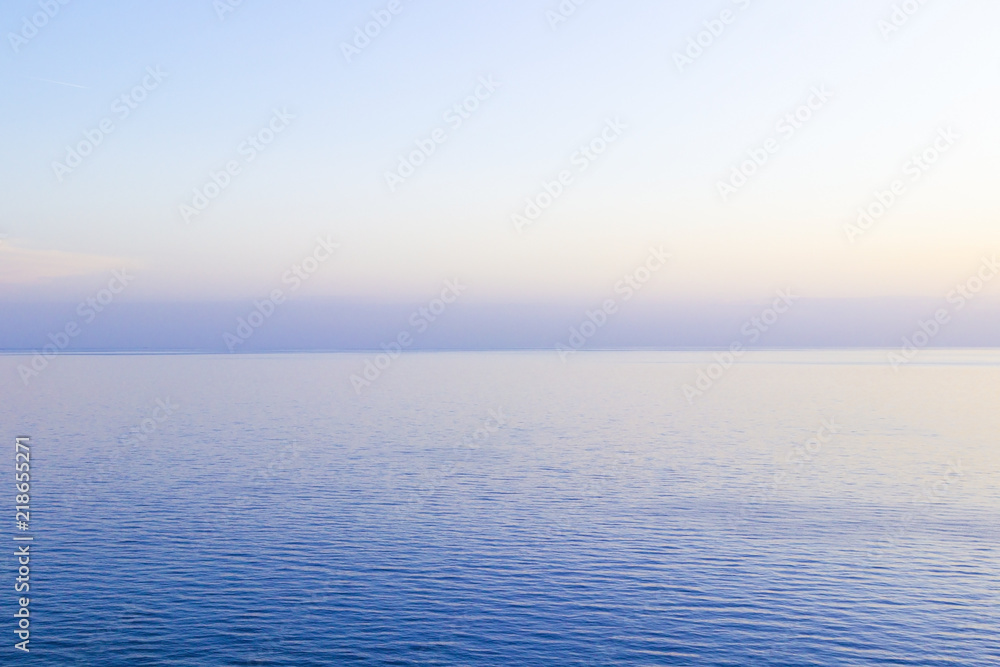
[2, 0, 998, 347]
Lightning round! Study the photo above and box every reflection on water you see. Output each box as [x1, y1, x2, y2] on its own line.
[1, 351, 997, 665]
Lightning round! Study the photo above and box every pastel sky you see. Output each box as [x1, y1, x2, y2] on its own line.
[2, 0, 999, 311]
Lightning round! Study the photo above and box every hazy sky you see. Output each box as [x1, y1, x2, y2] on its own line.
[2, 0, 999, 309]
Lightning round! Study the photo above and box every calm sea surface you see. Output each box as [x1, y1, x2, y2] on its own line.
[2, 351, 998, 665]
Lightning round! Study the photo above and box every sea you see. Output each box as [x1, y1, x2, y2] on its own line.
[2, 350, 998, 665]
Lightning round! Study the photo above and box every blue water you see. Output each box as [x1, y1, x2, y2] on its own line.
[2, 351, 998, 665]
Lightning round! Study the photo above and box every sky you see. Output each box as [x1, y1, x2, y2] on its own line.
[1, 0, 999, 349]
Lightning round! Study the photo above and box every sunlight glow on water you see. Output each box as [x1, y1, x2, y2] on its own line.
[2, 351, 998, 665]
